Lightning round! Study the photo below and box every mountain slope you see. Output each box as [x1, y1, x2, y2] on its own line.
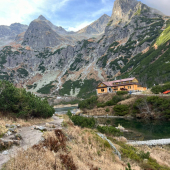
[77, 14, 110, 35]
[110, 0, 164, 26]
[156, 19, 170, 46]
[0, 0, 169, 98]
[37, 15, 68, 35]
[0, 23, 28, 38]
[22, 19, 62, 50]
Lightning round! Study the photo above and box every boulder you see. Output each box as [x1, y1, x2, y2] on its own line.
[14, 134, 22, 140]
[2, 151, 9, 155]
[5, 131, 12, 136]
[143, 159, 148, 164]
[34, 126, 47, 131]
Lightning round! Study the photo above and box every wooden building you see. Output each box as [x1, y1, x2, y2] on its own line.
[96, 77, 147, 94]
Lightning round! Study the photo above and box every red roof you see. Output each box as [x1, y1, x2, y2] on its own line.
[102, 77, 136, 87]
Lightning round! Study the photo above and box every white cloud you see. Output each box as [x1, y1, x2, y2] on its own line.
[143, 0, 170, 16]
[67, 21, 94, 32]
[0, 0, 71, 26]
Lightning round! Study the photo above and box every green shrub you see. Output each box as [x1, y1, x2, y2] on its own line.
[67, 110, 72, 118]
[0, 80, 54, 118]
[105, 100, 115, 106]
[133, 98, 144, 114]
[70, 115, 95, 128]
[78, 96, 98, 109]
[97, 103, 106, 108]
[113, 105, 129, 116]
[17, 68, 29, 78]
[126, 163, 132, 170]
[117, 91, 128, 95]
[97, 125, 122, 136]
[151, 83, 170, 94]
[151, 85, 163, 94]
[37, 81, 55, 94]
[147, 96, 170, 118]
[105, 108, 110, 112]
[138, 151, 150, 159]
[112, 95, 124, 104]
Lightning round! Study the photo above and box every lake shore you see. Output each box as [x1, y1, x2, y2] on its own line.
[53, 104, 78, 108]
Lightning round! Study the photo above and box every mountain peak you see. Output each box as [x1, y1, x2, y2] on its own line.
[101, 14, 110, 18]
[110, 0, 164, 26]
[38, 15, 47, 21]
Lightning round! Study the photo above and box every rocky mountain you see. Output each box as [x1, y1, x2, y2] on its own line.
[37, 15, 68, 35]
[22, 18, 63, 50]
[77, 14, 110, 35]
[0, 0, 170, 99]
[0, 23, 28, 38]
[110, 0, 164, 25]
[0, 23, 28, 48]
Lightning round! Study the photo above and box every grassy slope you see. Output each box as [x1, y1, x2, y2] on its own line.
[119, 40, 170, 87]
[59, 79, 99, 99]
[156, 19, 170, 46]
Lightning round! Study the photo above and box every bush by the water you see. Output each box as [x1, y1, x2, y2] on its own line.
[117, 91, 128, 95]
[133, 96, 170, 119]
[97, 125, 122, 136]
[113, 105, 129, 116]
[78, 96, 98, 109]
[66, 110, 72, 118]
[0, 80, 54, 118]
[69, 114, 96, 128]
[147, 96, 170, 118]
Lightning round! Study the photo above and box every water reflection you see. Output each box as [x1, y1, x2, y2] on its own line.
[54, 106, 77, 114]
[97, 118, 170, 140]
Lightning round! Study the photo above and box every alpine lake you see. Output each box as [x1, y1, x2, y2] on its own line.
[97, 117, 170, 141]
[55, 106, 170, 141]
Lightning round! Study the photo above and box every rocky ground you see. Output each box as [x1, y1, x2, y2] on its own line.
[0, 115, 63, 169]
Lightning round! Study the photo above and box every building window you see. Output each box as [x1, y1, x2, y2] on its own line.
[128, 86, 131, 89]
[101, 89, 104, 92]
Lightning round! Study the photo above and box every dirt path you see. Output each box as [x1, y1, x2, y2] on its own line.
[0, 115, 63, 169]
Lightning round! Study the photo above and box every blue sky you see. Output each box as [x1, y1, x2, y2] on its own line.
[0, 0, 169, 31]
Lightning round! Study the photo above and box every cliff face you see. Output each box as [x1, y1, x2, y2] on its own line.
[77, 14, 110, 34]
[0, 0, 169, 98]
[110, 0, 164, 25]
[22, 19, 62, 50]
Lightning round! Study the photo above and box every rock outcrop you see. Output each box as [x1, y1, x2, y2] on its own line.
[77, 14, 110, 34]
[22, 19, 62, 50]
[110, 0, 164, 25]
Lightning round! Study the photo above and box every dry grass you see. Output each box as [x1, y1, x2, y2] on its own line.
[136, 145, 170, 168]
[3, 116, 142, 170]
[84, 106, 114, 116]
[0, 125, 7, 137]
[118, 96, 137, 105]
[142, 89, 153, 94]
[0, 113, 53, 128]
[98, 93, 116, 103]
